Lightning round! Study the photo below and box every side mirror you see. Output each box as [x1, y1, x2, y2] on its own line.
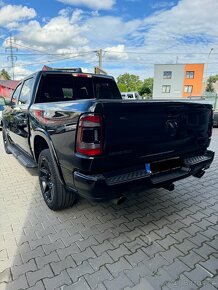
[0, 96, 6, 106]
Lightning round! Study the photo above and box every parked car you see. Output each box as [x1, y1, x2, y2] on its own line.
[1, 70, 214, 210]
[0, 96, 6, 129]
[121, 91, 141, 100]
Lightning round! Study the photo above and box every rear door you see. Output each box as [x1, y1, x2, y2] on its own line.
[8, 78, 34, 155]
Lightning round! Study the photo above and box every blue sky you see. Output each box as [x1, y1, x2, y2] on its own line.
[0, 0, 218, 80]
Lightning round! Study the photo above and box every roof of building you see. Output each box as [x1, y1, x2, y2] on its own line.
[0, 80, 19, 89]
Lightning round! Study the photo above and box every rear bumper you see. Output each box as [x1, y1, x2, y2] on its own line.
[73, 150, 215, 201]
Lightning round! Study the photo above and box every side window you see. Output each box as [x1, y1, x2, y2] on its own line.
[36, 75, 75, 103]
[18, 78, 33, 105]
[11, 83, 22, 105]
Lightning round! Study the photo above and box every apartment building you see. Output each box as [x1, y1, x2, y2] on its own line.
[153, 63, 204, 99]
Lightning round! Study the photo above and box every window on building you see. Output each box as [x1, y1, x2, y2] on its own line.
[184, 85, 193, 93]
[163, 71, 172, 79]
[186, 71, 194, 79]
[162, 85, 171, 93]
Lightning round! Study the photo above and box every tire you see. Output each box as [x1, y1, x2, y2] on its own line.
[2, 127, 11, 154]
[38, 149, 77, 210]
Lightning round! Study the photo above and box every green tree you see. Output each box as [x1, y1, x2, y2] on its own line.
[0, 69, 11, 80]
[117, 73, 142, 92]
[117, 82, 127, 92]
[206, 74, 218, 92]
[139, 77, 153, 97]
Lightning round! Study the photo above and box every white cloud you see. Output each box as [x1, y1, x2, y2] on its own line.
[1, 0, 218, 80]
[84, 16, 142, 45]
[13, 66, 33, 79]
[57, 0, 115, 10]
[0, 5, 36, 27]
[141, 0, 218, 51]
[105, 45, 128, 60]
[16, 10, 88, 51]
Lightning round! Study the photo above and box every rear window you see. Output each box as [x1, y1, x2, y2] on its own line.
[35, 74, 121, 103]
[93, 77, 121, 100]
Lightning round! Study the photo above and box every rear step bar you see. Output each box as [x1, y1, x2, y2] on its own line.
[105, 150, 214, 186]
[7, 144, 37, 168]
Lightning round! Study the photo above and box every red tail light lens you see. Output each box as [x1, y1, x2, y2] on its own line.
[76, 114, 103, 156]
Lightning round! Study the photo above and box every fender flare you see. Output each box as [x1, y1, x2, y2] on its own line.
[31, 129, 65, 185]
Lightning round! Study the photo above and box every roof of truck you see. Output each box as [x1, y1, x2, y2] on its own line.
[39, 70, 114, 79]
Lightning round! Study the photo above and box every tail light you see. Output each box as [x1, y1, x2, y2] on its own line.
[76, 114, 103, 156]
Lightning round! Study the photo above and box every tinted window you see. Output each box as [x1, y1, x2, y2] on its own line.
[93, 77, 121, 99]
[19, 78, 33, 105]
[36, 74, 121, 103]
[74, 77, 94, 100]
[36, 74, 75, 103]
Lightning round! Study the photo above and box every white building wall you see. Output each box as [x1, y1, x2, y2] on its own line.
[153, 64, 185, 99]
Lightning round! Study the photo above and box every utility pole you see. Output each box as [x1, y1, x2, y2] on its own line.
[204, 48, 213, 94]
[96, 49, 103, 70]
[94, 49, 107, 74]
[5, 34, 17, 80]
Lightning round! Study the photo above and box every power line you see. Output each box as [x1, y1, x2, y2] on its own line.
[0, 51, 96, 69]
[104, 50, 218, 55]
[0, 51, 96, 56]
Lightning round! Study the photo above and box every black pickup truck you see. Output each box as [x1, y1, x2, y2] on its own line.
[1, 70, 214, 210]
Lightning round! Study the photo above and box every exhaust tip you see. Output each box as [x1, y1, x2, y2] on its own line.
[112, 196, 127, 205]
[163, 183, 175, 191]
[193, 170, 205, 178]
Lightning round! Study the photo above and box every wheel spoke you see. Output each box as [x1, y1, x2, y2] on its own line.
[40, 168, 49, 176]
[44, 188, 51, 199]
[39, 159, 53, 203]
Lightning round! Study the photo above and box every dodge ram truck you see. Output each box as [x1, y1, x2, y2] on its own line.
[1, 70, 214, 210]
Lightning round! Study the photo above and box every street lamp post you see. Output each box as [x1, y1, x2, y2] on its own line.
[204, 48, 213, 94]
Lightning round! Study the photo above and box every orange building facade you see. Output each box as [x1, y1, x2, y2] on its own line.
[182, 64, 204, 98]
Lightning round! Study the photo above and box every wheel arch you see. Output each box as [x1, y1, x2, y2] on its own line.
[32, 129, 65, 185]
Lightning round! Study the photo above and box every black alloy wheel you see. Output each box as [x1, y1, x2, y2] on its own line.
[38, 149, 78, 210]
[2, 128, 11, 154]
[39, 158, 54, 205]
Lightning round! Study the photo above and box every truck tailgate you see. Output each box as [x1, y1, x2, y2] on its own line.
[100, 101, 212, 163]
